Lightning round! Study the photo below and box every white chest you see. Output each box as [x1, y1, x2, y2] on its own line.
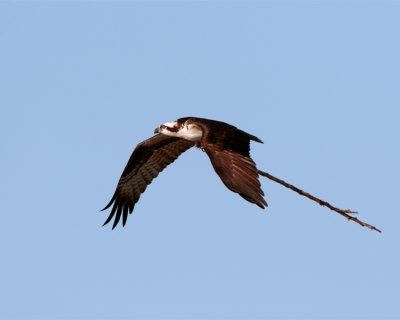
[176, 124, 203, 141]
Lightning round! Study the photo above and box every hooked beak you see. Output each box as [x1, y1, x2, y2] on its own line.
[154, 127, 160, 134]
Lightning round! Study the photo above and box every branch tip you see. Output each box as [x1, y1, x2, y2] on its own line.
[258, 169, 381, 233]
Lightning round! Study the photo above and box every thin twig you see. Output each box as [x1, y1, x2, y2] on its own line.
[258, 170, 381, 233]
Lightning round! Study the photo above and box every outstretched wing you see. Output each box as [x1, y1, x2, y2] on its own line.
[190, 118, 267, 209]
[203, 145, 267, 209]
[102, 134, 195, 229]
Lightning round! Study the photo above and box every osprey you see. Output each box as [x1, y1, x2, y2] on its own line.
[102, 117, 266, 229]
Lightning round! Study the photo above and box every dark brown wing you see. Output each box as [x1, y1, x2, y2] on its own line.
[102, 134, 195, 229]
[186, 117, 267, 208]
[204, 146, 267, 209]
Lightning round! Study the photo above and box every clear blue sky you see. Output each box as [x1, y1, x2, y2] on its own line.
[1, 1, 399, 319]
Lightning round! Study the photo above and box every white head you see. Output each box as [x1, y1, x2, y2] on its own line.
[154, 118, 203, 141]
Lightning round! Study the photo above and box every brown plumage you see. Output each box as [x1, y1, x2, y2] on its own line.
[102, 134, 194, 229]
[186, 117, 267, 209]
[102, 117, 266, 229]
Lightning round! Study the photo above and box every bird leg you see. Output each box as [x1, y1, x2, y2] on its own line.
[258, 169, 381, 233]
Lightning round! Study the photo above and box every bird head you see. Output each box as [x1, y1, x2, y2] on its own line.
[154, 121, 180, 134]
[154, 118, 202, 141]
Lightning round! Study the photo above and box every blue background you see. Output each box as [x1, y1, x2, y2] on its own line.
[1, 1, 399, 319]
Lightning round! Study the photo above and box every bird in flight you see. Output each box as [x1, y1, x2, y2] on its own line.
[102, 116, 381, 233]
[102, 117, 266, 229]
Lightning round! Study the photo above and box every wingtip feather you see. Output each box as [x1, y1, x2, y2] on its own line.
[101, 193, 116, 212]
[111, 203, 124, 229]
[102, 199, 118, 228]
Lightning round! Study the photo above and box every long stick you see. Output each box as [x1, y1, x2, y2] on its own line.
[258, 170, 381, 233]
